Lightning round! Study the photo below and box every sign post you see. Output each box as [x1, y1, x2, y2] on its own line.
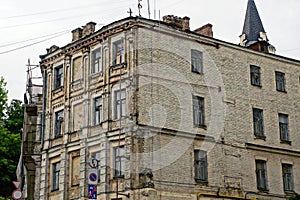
[87, 158, 98, 200]
[12, 180, 22, 200]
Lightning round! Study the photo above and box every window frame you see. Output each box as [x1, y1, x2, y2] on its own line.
[255, 160, 268, 191]
[282, 164, 294, 192]
[94, 96, 103, 125]
[275, 71, 286, 92]
[193, 95, 205, 127]
[91, 48, 102, 74]
[250, 65, 262, 86]
[194, 150, 208, 182]
[54, 65, 64, 89]
[112, 39, 124, 66]
[278, 113, 290, 143]
[113, 146, 125, 178]
[253, 108, 264, 138]
[191, 49, 203, 74]
[54, 110, 63, 138]
[52, 162, 60, 191]
[114, 89, 126, 119]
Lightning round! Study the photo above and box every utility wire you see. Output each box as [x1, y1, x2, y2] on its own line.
[0, 32, 68, 55]
[0, 30, 70, 48]
[1, 0, 131, 20]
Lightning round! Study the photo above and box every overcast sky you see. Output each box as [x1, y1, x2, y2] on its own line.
[0, 0, 299, 102]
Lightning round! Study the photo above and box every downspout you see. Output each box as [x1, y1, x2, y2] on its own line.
[41, 65, 47, 152]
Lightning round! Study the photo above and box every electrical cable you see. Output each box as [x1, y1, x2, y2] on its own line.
[0, 32, 68, 55]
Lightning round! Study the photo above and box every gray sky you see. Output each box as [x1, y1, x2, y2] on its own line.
[0, 0, 299, 102]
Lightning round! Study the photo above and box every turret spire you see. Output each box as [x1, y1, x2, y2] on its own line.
[240, 0, 275, 53]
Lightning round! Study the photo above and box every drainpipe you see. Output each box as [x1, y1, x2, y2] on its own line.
[41, 65, 47, 152]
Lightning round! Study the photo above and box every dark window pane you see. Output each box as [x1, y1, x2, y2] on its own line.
[191, 49, 203, 73]
[275, 71, 286, 92]
[193, 96, 205, 126]
[250, 65, 261, 86]
[253, 108, 264, 137]
[194, 150, 208, 182]
[256, 160, 268, 190]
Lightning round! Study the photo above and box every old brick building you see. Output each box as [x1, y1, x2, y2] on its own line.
[19, 0, 299, 199]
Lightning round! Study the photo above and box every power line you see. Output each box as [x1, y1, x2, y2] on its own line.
[0, 32, 68, 55]
[1, 0, 131, 20]
[0, 30, 70, 48]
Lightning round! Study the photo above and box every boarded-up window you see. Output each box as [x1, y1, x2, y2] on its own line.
[73, 104, 83, 131]
[73, 57, 82, 81]
[71, 155, 80, 186]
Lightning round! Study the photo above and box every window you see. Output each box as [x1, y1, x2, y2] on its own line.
[194, 150, 208, 182]
[91, 48, 101, 73]
[114, 146, 125, 178]
[52, 162, 60, 191]
[91, 152, 101, 182]
[114, 89, 126, 119]
[250, 65, 261, 86]
[113, 40, 124, 65]
[275, 71, 286, 92]
[282, 164, 294, 192]
[193, 96, 205, 126]
[54, 110, 63, 138]
[253, 108, 264, 138]
[279, 114, 289, 143]
[256, 160, 268, 190]
[72, 57, 82, 81]
[71, 155, 80, 186]
[191, 49, 203, 73]
[94, 97, 102, 125]
[54, 65, 63, 89]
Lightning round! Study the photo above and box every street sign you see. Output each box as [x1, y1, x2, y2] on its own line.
[88, 168, 98, 185]
[88, 158, 98, 168]
[88, 184, 97, 200]
[12, 189, 22, 200]
[13, 181, 21, 189]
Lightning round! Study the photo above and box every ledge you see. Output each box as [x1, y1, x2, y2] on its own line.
[246, 143, 300, 157]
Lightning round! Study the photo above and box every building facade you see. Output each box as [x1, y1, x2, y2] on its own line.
[19, 1, 300, 199]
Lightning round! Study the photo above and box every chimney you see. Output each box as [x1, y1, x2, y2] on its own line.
[194, 23, 213, 38]
[82, 22, 97, 37]
[182, 16, 190, 31]
[72, 28, 83, 41]
[162, 15, 190, 31]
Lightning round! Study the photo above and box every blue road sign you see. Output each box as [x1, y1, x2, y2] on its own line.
[88, 184, 97, 199]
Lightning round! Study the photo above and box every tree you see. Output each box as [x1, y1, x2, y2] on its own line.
[290, 194, 300, 200]
[0, 77, 23, 198]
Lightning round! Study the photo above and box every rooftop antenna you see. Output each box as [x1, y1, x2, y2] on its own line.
[147, 0, 151, 19]
[127, 8, 133, 17]
[138, 0, 142, 17]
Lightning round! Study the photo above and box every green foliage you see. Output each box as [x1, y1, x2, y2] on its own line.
[290, 194, 300, 200]
[0, 77, 23, 198]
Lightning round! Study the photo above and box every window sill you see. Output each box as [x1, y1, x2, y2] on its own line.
[251, 83, 262, 87]
[53, 134, 63, 139]
[191, 70, 204, 75]
[110, 62, 127, 71]
[254, 135, 266, 141]
[276, 89, 287, 93]
[257, 188, 269, 193]
[281, 140, 292, 145]
[90, 72, 103, 78]
[113, 175, 124, 179]
[194, 124, 207, 130]
[195, 179, 208, 184]
[52, 86, 64, 94]
[51, 188, 59, 192]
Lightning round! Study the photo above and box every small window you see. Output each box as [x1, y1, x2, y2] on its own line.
[91, 152, 101, 182]
[94, 97, 102, 125]
[282, 164, 294, 192]
[54, 110, 63, 138]
[114, 89, 126, 119]
[253, 108, 264, 138]
[193, 96, 205, 127]
[275, 71, 286, 92]
[113, 40, 124, 65]
[194, 150, 208, 182]
[256, 160, 268, 191]
[114, 146, 125, 178]
[72, 57, 82, 81]
[191, 49, 203, 74]
[54, 65, 64, 89]
[91, 48, 101, 74]
[279, 114, 289, 143]
[250, 65, 261, 86]
[52, 162, 60, 191]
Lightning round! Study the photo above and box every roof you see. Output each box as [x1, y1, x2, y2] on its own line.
[242, 0, 267, 45]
